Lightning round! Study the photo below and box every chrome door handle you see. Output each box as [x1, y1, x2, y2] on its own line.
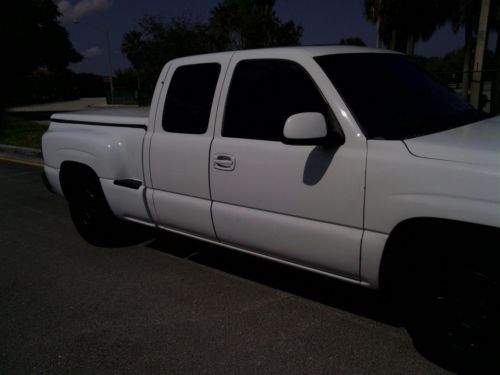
[213, 154, 235, 171]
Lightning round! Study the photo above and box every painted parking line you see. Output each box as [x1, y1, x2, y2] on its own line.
[0, 156, 44, 168]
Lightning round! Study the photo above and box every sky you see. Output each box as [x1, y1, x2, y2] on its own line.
[56, 0, 497, 76]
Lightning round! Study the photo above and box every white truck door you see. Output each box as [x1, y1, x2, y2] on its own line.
[149, 55, 229, 238]
[210, 54, 367, 279]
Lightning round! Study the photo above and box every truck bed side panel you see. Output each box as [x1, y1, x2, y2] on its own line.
[42, 122, 152, 224]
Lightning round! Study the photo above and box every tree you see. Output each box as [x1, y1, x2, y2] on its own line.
[414, 47, 496, 83]
[122, 16, 213, 94]
[114, 69, 141, 91]
[75, 73, 106, 98]
[338, 37, 366, 46]
[484, 0, 499, 113]
[492, 2, 500, 113]
[122, 1, 303, 96]
[448, 0, 483, 97]
[365, 0, 384, 47]
[363, 0, 450, 54]
[208, 0, 303, 50]
[0, 0, 82, 109]
[447, 0, 499, 106]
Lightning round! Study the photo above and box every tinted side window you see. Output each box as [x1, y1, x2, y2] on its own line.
[314, 54, 484, 140]
[162, 63, 221, 134]
[223, 59, 331, 141]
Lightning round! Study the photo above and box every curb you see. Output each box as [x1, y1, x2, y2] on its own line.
[0, 144, 43, 162]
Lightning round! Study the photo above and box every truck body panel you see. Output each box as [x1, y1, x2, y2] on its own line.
[41, 46, 500, 291]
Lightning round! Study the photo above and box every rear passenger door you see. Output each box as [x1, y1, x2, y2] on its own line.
[209, 52, 367, 279]
[149, 56, 229, 238]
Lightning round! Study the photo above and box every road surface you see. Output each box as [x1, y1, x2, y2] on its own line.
[0, 159, 452, 374]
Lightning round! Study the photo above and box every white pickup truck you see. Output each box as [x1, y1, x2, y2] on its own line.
[42, 46, 499, 363]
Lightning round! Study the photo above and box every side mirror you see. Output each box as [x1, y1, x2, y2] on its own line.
[283, 112, 337, 146]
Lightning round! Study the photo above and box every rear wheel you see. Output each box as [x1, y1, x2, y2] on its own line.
[63, 167, 144, 247]
[67, 173, 124, 246]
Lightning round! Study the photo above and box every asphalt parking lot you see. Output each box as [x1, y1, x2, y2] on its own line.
[0, 159, 452, 374]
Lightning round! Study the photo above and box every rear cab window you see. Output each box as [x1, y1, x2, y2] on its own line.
[162, 63, 221, 134]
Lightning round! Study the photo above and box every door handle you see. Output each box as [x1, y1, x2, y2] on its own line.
[213, 154, 235, 171]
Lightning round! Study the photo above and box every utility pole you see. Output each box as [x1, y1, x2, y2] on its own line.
[470, 0, 491, 109]
[492, 30, 500, 113]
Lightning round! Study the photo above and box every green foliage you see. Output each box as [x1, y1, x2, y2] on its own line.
[338, 37, 366, 46]
[114, 69, 140, 91]
[208, 0, 303, 50]
[8, 70, 105, 106]
[364, 0, 451, 52]
[121, 0, 303, 94]
[112, 69, 150, 106]
[449, 0, 499, 33]
[1, 0, 82, 109]
[0, 116, 48, 149]
[364, 0, 499, 54]
[448, 0, 481, 33]
[414, 47, 497, 83]
[122, 16, 212, 94]
[74, 73, 107, 98]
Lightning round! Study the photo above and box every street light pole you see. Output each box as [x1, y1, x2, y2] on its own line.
[105, 30, 114, 104]
[73, 20, 114, 104]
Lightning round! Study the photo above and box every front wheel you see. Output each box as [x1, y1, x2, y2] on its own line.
[402, 230, 500, 371]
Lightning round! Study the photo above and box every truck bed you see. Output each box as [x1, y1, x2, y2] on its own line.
[50, 107, 150, 127]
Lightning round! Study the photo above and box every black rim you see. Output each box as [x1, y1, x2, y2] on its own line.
[416, 264, 498, 354]
[80, 186, 100, 226]
[71, 181, 104, 229]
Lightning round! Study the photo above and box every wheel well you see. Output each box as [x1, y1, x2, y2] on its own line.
[379, 218, 499, 294]
[59, 161, 99, 200]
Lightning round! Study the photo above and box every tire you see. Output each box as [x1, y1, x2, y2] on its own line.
[67, 171, 130, 247]
[401, 228, 500, 371]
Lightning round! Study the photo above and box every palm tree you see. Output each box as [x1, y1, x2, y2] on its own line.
[363, 0, 499, 112]
[488, 1, 500, 112]
[449, 0, 482, 97]
[448, 0, 499, 107]
[363, 0, 449, 55]
[208, 0, 302, 50]
[364, 0, 383, 47]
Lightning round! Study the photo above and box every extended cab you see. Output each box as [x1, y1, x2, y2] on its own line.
[42, 46, 500, 362]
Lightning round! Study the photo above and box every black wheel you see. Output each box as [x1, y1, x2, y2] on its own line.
[61, 164, 153, 247]
[67, 173, 126, 246]
[401, 227, 500, 371]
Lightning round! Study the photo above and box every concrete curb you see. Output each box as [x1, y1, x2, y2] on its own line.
[0, 144, 43, 162]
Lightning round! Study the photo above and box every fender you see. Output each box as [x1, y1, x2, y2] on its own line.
[365, 140, 500, 233]
[359, 140, 500, 288]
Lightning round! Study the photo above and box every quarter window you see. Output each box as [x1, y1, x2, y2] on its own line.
[162, 63, 221, 134]
[223, 59, 332, 141]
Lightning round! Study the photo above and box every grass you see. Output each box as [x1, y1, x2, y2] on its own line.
[0, 115, 48, 149]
